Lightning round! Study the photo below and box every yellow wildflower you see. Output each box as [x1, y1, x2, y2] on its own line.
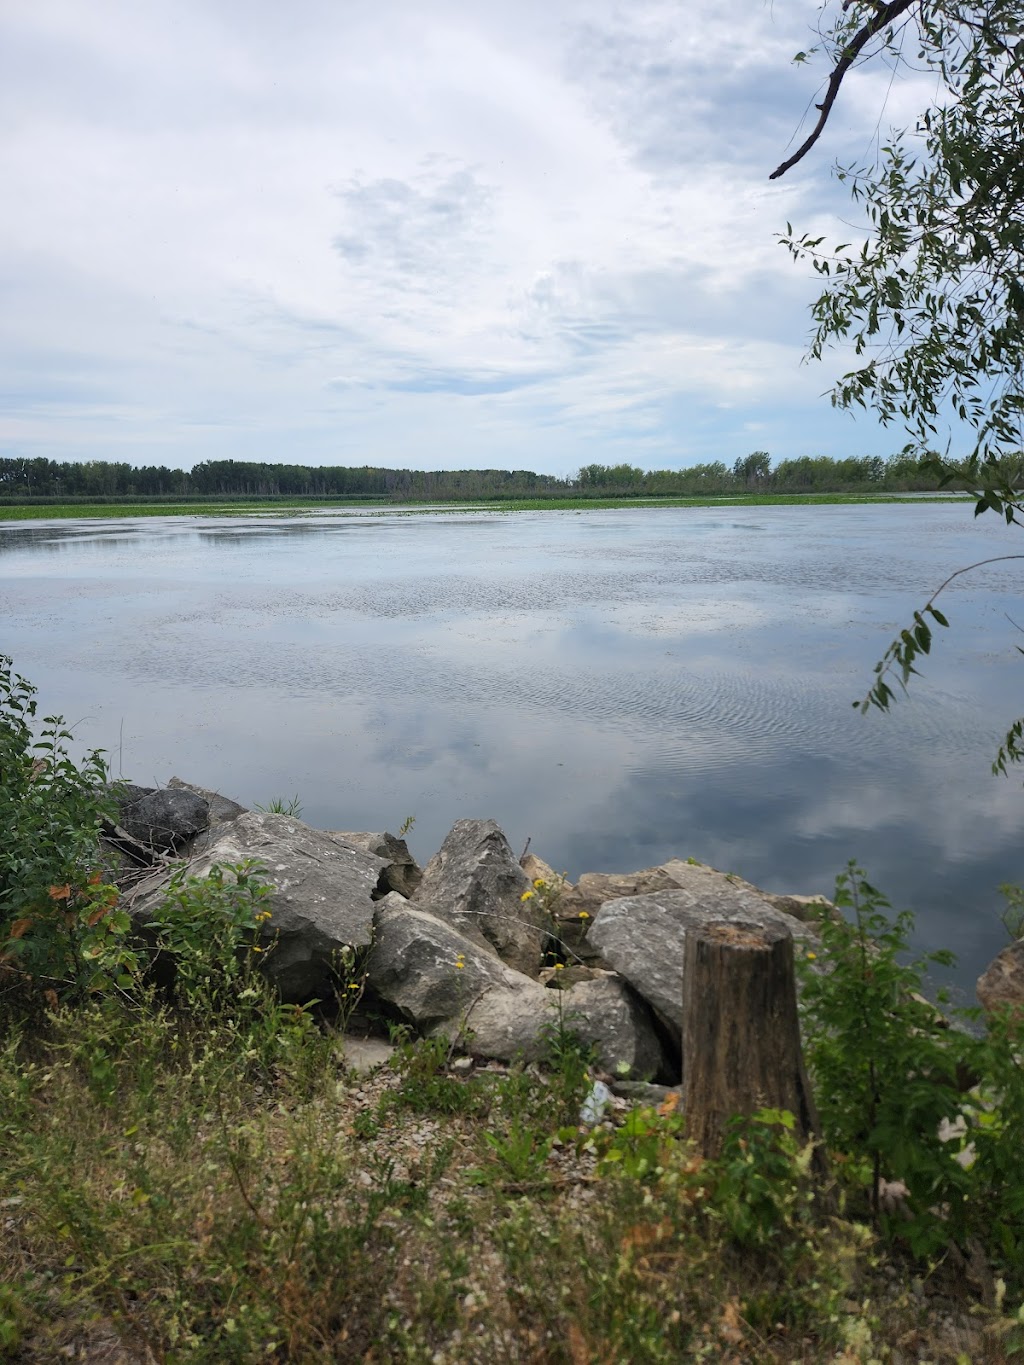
[533, 879, 546, 888]
[578, 910, 590, 919]
[520, 890, 535, 901]
[806, 951, 817, 961]
[554, 963, 564, 971]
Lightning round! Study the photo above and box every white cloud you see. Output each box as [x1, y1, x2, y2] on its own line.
[0, 0, 909, 473]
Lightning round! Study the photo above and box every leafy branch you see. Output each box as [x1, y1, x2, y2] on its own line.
[859, 552, 1024, 771]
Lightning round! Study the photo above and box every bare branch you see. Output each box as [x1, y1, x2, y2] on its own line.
[770, 0, 917, 180]
[925, 553, 1024, 602]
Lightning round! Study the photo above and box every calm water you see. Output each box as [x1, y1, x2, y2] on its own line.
[2, 502, 1023, 995]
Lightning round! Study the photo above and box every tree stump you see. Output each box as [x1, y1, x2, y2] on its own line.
[682, 918, 824, 1165]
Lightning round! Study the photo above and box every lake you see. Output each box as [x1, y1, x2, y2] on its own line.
[2, 501, 1022, 996]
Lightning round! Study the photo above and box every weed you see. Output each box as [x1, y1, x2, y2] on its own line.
[351, 1110, 382, 1140]
[474, 1121, 553, 1185]
[254, 794, 303, 817]
[797, 864, 971, 1252]
[387, 1032, 481, 1116]
[539, 986, 598, 1121]
[712, 1108, 820, 1252]
[593, 1096, 686, 1182]
[328, 943, 369, 1031]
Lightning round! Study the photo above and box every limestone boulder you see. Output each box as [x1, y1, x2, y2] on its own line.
[167, 776, 248, 826]
[658, 858, 835, 925]
[520, 852, 560, 886]
[568, 866, 687, 970]
[367, 895, 667, 1078]
[119, 787, 210, 852]
[330, 831, 422, 898]
[559, 975, 667, 1079]
[412, 819, 548, 976]
[977, 939, 1024, 1018]
[366, 895, 515, 1028]
[763, 892, 838, 924]
[575, 866, 681, 918]
[129, 811, 387, 1001]
[589, 861, 815, 1032]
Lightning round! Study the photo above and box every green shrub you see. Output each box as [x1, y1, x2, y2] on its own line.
[0, 655, 135, 1004]
[144, 860, 273, 1014]
[799, 863, 1024, 1293]
[962, 1004, 1024, 1279]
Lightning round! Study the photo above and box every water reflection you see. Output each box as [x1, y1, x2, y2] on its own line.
[1, 502, 1022, 994]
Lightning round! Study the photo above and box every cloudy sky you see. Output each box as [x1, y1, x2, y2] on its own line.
[1, 1, 929, 476]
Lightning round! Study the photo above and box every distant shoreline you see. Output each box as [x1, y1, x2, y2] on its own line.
[0, 491, 972, 522]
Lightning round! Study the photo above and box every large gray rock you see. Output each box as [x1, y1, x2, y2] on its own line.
[762, 892, 838, 924]
[367, 895, 514, 1027]
[167, 776, 248, 826]
[367, 895, 667, 1078]
[119, 788, 210, 852]
[558, 976, 667, 1080]
[330, 831, 422, 898]
[589, 861, 815, 1032]
[977, 939, 1024, 1017]
[412, 819, 548, 976]
[657, 859, 836, 925]
[166, 777, 248, 855]
[520, 853, 562, 887]
[574, 866, 681, 918]
[130, 811, 387, 1001]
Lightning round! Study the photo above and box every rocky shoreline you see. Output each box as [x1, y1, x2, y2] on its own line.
[106, 778, 1023, 1084]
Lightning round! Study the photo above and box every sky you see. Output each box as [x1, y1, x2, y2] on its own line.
[0, 1, 934, 477]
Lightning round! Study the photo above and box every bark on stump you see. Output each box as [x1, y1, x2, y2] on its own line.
[682, 918, 824, 1165]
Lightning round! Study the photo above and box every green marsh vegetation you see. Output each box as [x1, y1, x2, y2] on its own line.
[2, 654, 1024, 1361]
[0, 489, 969, 523]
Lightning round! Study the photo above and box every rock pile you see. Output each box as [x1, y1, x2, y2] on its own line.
[111, 780, 1021, 1081]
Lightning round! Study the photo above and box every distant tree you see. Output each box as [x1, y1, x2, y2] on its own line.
[732, 451, 772, 488]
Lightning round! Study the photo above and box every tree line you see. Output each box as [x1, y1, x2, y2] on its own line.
[0, 451, 946, 503]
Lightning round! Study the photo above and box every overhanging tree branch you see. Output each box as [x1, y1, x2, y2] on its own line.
[858, 554, 1024, 716]
[778, 1, 1024, 774]
[770, 0, 918, 180]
